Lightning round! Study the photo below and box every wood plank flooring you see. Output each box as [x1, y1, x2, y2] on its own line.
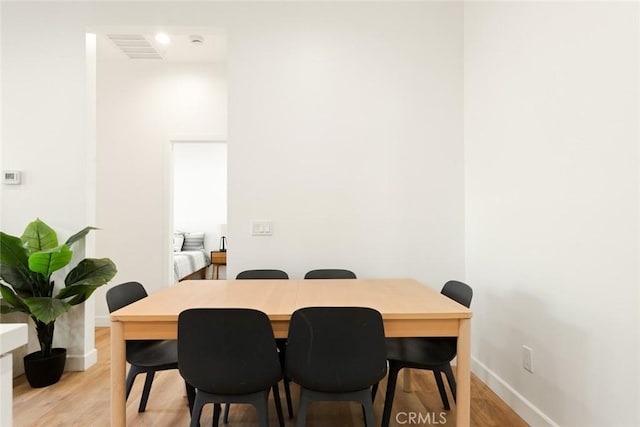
[13, 328, 527, 426]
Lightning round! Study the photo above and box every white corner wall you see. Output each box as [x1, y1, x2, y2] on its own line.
[464, 2, 639, 426]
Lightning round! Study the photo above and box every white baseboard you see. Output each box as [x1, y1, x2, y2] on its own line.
[472, 356, 558, 427]
[65, 348, 97, 372]
[95, 315, 110, 327]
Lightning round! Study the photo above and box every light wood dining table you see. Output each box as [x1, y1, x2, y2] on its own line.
[110, 278, 472, 426]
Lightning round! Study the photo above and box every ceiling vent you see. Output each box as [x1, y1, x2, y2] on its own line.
[107, 34, 163, 60]
[189, 35, 204, 45]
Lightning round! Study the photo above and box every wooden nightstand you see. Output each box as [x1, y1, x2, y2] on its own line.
[210, 251, 227, 280]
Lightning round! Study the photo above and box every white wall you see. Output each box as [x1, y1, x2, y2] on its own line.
[1, 4, 97, 372]
[94, 59, 227, 324]
[1, 5, 89, 233]
[173, 141, 227, 256]
[227, 2, 464, 281]
[464, 2, 639, 426]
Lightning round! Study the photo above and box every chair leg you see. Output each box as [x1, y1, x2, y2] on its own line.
[125, 365, 142, 400]
[296, 388, 311, 427]
[211, 403, 222, 427]
[443, 363, 457, 402]
[186, 382, 196, 414]
[213, 403, 222, 427]
[138, 370, 156, 412]
[284, 378, 294, 418]
[433, 370, 450, 410]
[360, 385, 378, 427]
[272, 384, 285, 427]
[277, 339, 294, 419]
[359, 393, 376, 427]
[361, 404, 368, 427]
[223, 403, 230, 424]
[381, 364, 401, 427]
[190, 393, 205, 427]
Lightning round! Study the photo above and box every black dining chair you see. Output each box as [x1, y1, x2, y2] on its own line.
[285, 306, 387, 427]
[236, 269, 290, 280]
[374, 280, 473, 427]
[178, 308, 284, 427]
[229, 269, 293, 422]
[106, 281, 194, 413]
[303, 269, 357, 279]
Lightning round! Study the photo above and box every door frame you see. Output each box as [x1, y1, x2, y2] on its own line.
[163, 135, 227, 285]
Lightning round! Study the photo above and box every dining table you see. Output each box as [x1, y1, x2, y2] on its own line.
[109, 278, 472, 426]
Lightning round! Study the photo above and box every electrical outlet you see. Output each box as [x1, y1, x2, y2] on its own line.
[522, 345, 533, 373]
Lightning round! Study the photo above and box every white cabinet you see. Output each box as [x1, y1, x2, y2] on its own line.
[0, 324, 28, 426]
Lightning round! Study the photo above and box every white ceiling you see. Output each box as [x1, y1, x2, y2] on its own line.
[97, 32, 227, 63]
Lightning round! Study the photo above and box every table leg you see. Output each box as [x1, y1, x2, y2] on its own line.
[214, 265, 219, 280]
[111, 321, 126, 427]
[456, 318, 471, 427]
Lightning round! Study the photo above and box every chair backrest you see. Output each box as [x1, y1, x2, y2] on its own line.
[303, 269, 357, 279]
[178, 308, 282, 395]
[106, 281, 148, 313]
[435, 280, 473, 357]
[106, 282, 154, 360]
[236, 269, 289, 280]
[441, 280, 473, 308]
[285, 306, 387, 393]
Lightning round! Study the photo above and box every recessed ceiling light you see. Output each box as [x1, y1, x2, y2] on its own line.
[155, 32, 171, 45]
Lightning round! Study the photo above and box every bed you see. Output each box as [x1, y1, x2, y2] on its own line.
[173, 232, 211, 282]
[173, 249, 211, 282]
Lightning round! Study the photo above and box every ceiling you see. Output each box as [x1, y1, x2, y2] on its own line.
[96, 32, 227, 63]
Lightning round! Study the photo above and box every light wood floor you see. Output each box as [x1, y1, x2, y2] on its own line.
[13, 328, 527, 426]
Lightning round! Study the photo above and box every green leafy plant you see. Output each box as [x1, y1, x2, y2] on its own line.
[0, 219, 117, 357]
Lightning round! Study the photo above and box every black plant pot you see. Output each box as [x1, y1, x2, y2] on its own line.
[23, 348, 67, 388]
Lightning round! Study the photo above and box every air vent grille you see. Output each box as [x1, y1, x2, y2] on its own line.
[107, 34, 163, 60]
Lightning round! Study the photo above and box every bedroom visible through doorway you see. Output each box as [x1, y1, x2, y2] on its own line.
[172, 140, 227, 281]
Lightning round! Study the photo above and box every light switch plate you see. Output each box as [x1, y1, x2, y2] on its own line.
[251, 220, 273, 236]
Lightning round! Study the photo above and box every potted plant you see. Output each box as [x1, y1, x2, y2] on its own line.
[0, 218, 117, 387]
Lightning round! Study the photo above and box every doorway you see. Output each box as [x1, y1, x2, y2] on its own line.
[171, 139, 227, 281]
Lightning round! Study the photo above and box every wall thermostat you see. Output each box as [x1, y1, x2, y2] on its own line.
[3, 170, 21, 184]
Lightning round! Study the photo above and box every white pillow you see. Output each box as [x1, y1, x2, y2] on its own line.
[182, 232, 205, 251]
[173, 233, 185, 252]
